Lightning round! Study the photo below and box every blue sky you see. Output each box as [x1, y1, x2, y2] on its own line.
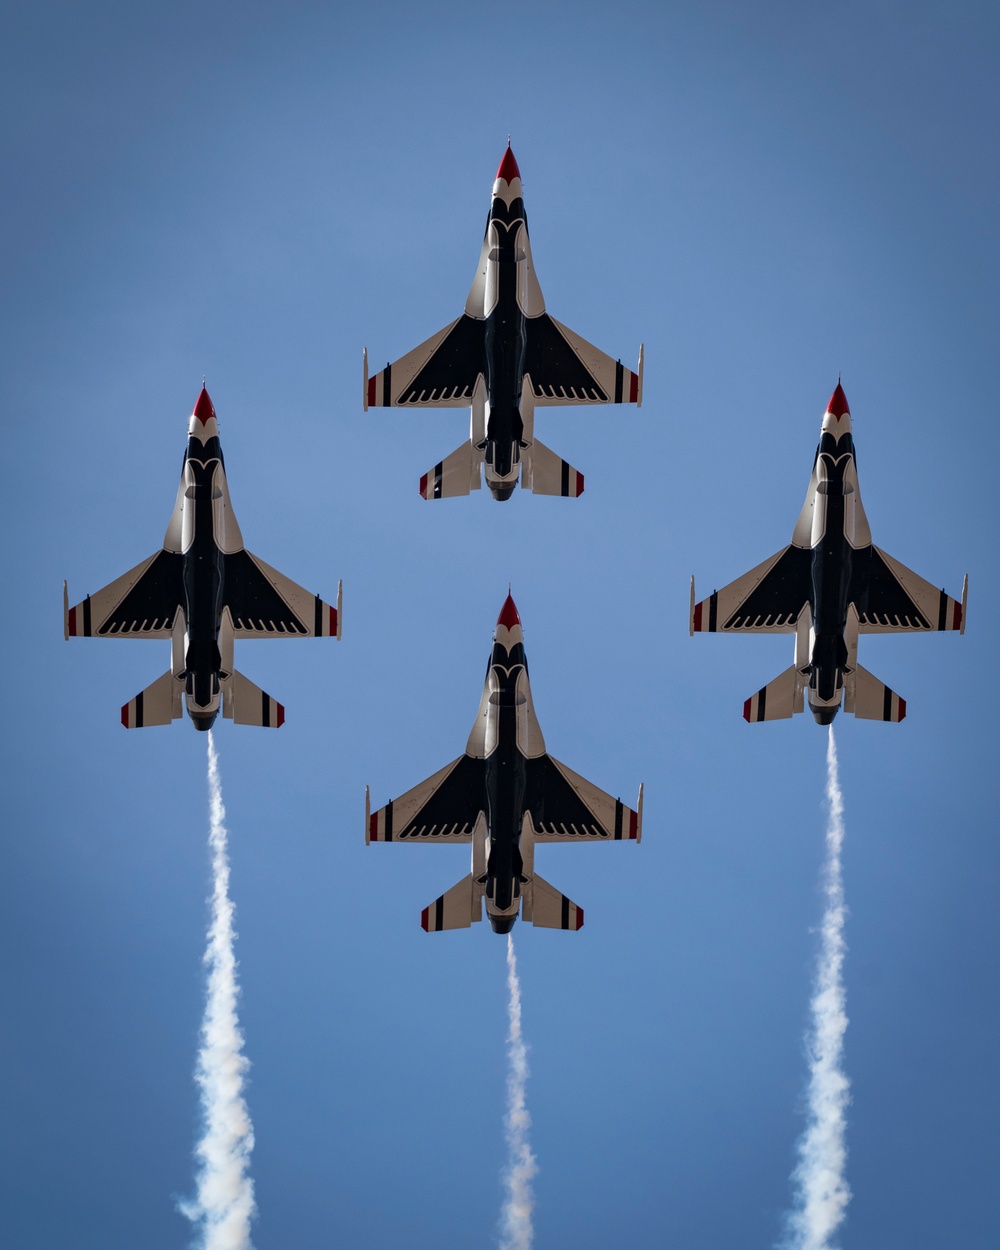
[2, 2, 997, 1246]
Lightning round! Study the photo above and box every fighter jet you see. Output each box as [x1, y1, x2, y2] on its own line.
[366, 595, 643, 933]
[690, 382, 967, 724]
[363, 143, 644, 501]
[64, 386, 342, 731]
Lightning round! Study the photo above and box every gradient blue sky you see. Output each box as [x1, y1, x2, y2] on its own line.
[2, 3, 997, 1247]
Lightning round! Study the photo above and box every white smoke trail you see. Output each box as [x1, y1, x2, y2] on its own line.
[500, 933, 537, 1250]
[179, 732, 257, 1250]
[782, 725, 851, 1250]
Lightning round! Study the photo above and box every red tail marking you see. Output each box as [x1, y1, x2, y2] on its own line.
[276, 703, 285, 728]
[629, 810, 638, 839]
[68, 606, 77, 636]
[121, 704, 130, 728]
[576, 470, 585, 496]
[954, 601, 963, 631]
[420, 907, 429, 931]
[629, 372, 638, 403]
[419, 472, 428, 498]
[575, 906, 584, 930]
[367, 376, 377, 408]
[369, 811, 379, 841]
[693, 601, 702, 631]
[743, 698, 752, 722]
[329, 606, 337, 636]
[897, 697, 907, 722]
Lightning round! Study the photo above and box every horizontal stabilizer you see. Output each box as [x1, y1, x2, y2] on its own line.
[524, 874, 584, 930]
[121, 670, 182, 729]
[222, 669, 284, 728]
[521, 438, 584, 497]
[743, 665, 805, 722]
[845, 664, 906, 722]
[421, 874, 483, 931]
[419, 441, 482, 499]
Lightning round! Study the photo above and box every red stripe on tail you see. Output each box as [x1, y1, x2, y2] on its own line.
[743, 698, 752, 722]
[629, 373, 638, 403]
[420, 907, 429, 931]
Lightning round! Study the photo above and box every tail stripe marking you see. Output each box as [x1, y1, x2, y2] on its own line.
[883, 685, 892, 722]
[937, 590, 948, 632]
[614, 360, 624, 403]
[384, 799, 393, 843]
[560, 894, 570, 930]
[434, 896, 444, 931]
[561, 459, 570, 496]
[83, 596, 92, 636]
[614, 798, 623, 840]
[708, 592, 718, 633]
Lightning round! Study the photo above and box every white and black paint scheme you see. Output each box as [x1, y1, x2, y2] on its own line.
[367, 595, 643, 933]
[691, 383, 967, 724]
[364, 144, 643, 501]
[65, 387, 342, 731]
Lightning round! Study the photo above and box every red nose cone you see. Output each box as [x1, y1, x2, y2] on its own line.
[496, 144, 520, 185]
[192, 387, 216, 425]
[826, 382, 850, 419]
[497, 593, 521, 630]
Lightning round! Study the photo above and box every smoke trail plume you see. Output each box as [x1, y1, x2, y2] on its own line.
[500, 933, 537, 1250]
[179, 732, 257, 1250]
[782, 726, 851, 1250]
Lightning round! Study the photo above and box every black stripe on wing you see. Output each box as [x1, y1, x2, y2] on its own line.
[96, 551, 183, 635]
[393, 755, 486, 840]
[524, 314, 609, 402]
[524, 756, 610, 839]
[723, 546, 812, 629]
[224, 551, 309, 634]
[849, 547, 932, 629]
[397, 315, 484, 405]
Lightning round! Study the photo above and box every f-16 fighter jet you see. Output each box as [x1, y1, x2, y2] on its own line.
[366, 595, 643, 933]
[363, 143, 644, 501]
[64, 386, 342, 731]
[691, 383, 967, 724]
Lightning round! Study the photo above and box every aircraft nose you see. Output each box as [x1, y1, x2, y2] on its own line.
[821, 381, 852, 435]
[189, 386, 219, 438]
[497, 593, 522, 630]
[495, 142, 521, 185]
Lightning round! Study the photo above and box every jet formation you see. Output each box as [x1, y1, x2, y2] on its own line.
[691, 383, 967, 723]
[63, 146, 971, 935]
[364, 144, 643, 500]
[65, 387, 341, 731]
[366, 595, 643, 933]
